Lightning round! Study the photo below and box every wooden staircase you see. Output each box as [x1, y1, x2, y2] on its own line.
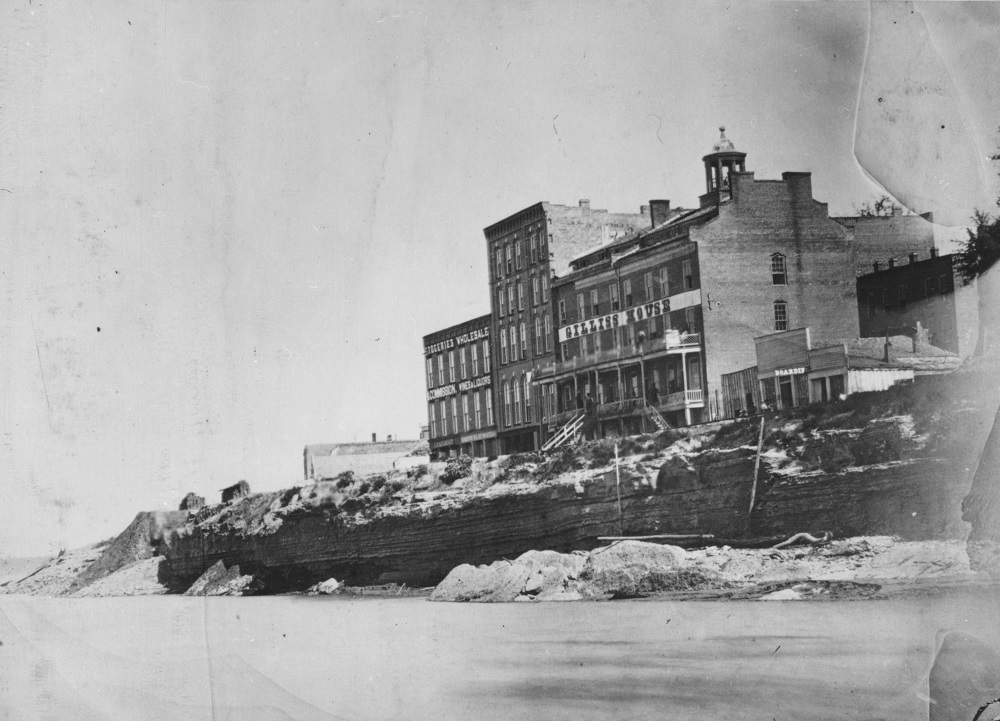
[643, 401, 671, 432]
[542, 413, 586, 451]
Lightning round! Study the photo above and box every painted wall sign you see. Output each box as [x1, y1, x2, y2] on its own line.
[458, 375, 491, 392]
[424, 327, 490, 356]
[427, 383, 456, 401]
[774, 367, 806, 377]
[557, 289, 702, 343]
[460, 430, 495, 443]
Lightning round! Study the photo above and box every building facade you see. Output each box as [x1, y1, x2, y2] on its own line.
[483, 200, 647, 453]
[423, 314, 496, 458]
[856, 250, 979, 358]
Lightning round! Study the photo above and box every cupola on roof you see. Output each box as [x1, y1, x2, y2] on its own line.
[712, 126, 736, 153]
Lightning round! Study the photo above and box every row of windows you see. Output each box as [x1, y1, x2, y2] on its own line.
[428, 388, 495, 438]
[864, 274, 954, 317]
[495, 274, 550, 316]
[426, 340, 491, 389]
[493, 230, 548, 280]
[558, 262, 694, 324]
[559, 307, 698, 361]
[497, 315, 553, 365]
[498, 374, 557, 427]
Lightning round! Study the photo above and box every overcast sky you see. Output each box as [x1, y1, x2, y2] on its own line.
[2, 1, 998, 555]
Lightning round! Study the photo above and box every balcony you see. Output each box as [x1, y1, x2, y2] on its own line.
[664, 389, 705, 410]
[549, 333, 701, 377]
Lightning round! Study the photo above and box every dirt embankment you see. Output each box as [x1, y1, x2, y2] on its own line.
[5, 363, 997, 598]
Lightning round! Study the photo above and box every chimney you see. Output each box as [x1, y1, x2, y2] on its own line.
[649, 199, 671, 228]
[387, 434, 392, 442]
[888, 257, 895, 269]
[909, 252, 918, 264]
[873, 261, 881, 273]
[579, 199, 591, 212]
[781, 172, 813, 206]
[371, 432, 376, 443]
[883, 337, 892, 363]
[892, 204, 902, 216]
[930, 247, 938, 259]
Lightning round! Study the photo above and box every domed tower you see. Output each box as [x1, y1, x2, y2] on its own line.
[702, 127, 747, 203]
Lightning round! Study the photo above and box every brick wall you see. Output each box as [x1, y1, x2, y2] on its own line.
[833, 213, 936, 275]
[696, 172, 860, 409]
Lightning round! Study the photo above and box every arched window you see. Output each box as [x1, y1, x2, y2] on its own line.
[497, 286, 506, 316]
[520, 322, 527, 356]
[507, 283, 515, 315]
[544, 314, 552, 352]
[773, 300, 788, 331]
[499, 325, 508, 364]
[534, 315, 542, 354]
[509, 325, 518, 361]
[517, 281, 524, 310]
[523, 374, 531, 422]
[503, 381, 511, 427]
[513, 379, 522, 424]
[771, 253, 787, 285]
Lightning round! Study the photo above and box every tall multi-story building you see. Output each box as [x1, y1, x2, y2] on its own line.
[422, 127, 942, 452]
[423, 314, 496, 458]
[483, 201, 648, 453]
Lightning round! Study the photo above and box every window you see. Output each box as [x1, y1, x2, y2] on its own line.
[541, 274, 549, 302]
[438, 400, 445, 436]
[644, 272, 654, 302]
[451, 396, 459, 434]
[507, 284, 515, 315]
[773, 300, 788, 331]
[898, 285, 907, 311]
[609, 283, 620, 311]
[462, 394, 470, 432]
[428, 403, 436, 438]
[495, 248, 503, 279]
[577, 293, 586, 321]
[658, 267, 669, 298]
[448, 351, 456, 382]
[471, 344, 479, 375]
[515, 241, 523, 270]
[486, 387, 494, 426]
[591, 289, 599, 316]
[505, 245, 513, 274]
[544, 314, 552, 352]
[513, 380, 522, 424]
[509, 325, 518, 362]
[523, 375, 531, 422]
[437, 355, 445, 385]
[623, 279, 633, 306]
[925, 276, 939, 297]
[622, 324, 635, 348]
[771, 253, 786, 285]
[473, 392, 481, 429]
[534, 315, 542, 354]
[459, 347, 467, 379]
[500, 326, 508, 364]
[561, 342, 569, 361]
[498, 286, 506, 316]
[426, 357, 434, 388]
[483, 340, 491, 373]
[558, 299, 567, 324]
[881, 288, 891, 311]
[939, 273, 952, 293]
[682, 259, 694, 289]
[520, 322, 527, 357]
[517, 281, 524, 311]
[685, 306, 697, 331]
[530, 234, 538, 263]
[532, 276, 539, 306]
[503, 381, 511, 427]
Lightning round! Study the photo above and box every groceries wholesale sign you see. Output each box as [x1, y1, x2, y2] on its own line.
[424, 327, 490, 356]
[558, 289, 701, 343]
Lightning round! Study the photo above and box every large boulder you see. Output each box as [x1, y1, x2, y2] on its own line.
[184, 560, 260, 596]
[428, 561, 533, 602]
[580, 541, 691, 598]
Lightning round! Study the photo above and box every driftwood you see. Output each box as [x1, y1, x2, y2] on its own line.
[770, 531, 833, 550]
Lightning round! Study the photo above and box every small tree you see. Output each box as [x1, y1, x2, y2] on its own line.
[854, 194, 895, 218]
[955, 142, 1000, 357]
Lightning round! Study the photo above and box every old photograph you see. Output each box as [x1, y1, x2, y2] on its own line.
[1, 1, 999, 719]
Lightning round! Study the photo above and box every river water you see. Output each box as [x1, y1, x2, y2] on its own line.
[0, 591, 997, 720]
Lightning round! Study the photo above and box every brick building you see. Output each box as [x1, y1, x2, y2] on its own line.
[483, 201, 647, 453]
[856, 250, 979, 357]
[423, 314, 496, 458]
